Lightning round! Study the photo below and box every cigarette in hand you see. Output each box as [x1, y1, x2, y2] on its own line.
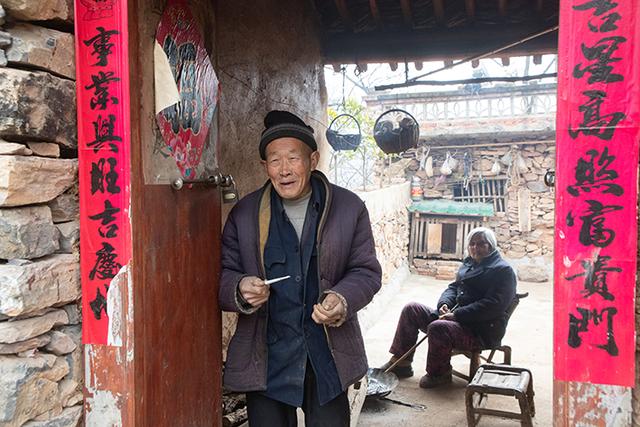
[264, 275, 291, 285]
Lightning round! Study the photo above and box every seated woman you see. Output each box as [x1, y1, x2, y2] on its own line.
[380, 227, 516, 388]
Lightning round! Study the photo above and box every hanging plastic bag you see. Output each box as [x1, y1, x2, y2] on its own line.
[425, 155, 433, 177]
[500, 150, 513, 166]
[440, 151, 453, 175]
[491, 159, 501, 175]
[516, 152, 528, 173]
[416, 146, 429, 171]
[446, 151, 458, 171]
[440, 159, 452, 176]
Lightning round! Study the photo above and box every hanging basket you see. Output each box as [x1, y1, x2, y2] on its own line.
[325, 113, 362, 151]
[373, 109, 419, 154]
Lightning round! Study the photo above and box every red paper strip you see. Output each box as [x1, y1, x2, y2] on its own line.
[75, 0, 131, 345]
[554, 0, 639, 386]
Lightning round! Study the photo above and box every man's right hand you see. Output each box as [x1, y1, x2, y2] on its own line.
[239, 276, 270, 307]
[439, 304, 450, 315]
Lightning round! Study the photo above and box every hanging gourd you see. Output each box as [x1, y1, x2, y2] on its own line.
[325, 113, 362, 151]
[372, 109, 419, 154]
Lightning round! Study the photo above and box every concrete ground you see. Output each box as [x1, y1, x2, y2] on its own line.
[358, 273, 552, 427]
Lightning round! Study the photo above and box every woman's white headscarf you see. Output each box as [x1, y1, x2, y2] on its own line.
[465, 226, 498, 255]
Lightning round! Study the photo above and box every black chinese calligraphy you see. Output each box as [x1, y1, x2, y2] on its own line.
[82, 27, 120, 67]
[89, 284, 109, 320]
[83, 26, 119, 66]
[90, 157, 121, 195]
[89, 200, 120, 238]
[568, 90, 625, 140]
[574, 0, 621, 33]
[574, 0, 618, 16]
[573, 37, 626, 84]
[89, 242, 122, 280]
[85, 71, 120, 110]
[161, 36, 203, 135]
[573, 200, 623, 247]
[88, 114, 122, 153]
[568, 306, 619, 356]
[565, 255, 621, 300]
[567, 147, 623, 197]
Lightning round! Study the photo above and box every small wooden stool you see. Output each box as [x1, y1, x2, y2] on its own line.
[465, 364, 535, 427]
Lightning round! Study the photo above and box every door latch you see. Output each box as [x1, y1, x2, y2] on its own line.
[543, 169, 555, 188]
[171, 172, 238, 203]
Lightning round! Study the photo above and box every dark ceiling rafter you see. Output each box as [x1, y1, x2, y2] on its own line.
[433, 0, 446, 25]
[399, 0, 414, 27]
[334, 0, 353, 30]
[322, 24, 558, 64]
[369, 0, 382, 28]
[315, 0, 558, 65]
[498, 0, 508, 17]
[465, 0, 476, 21]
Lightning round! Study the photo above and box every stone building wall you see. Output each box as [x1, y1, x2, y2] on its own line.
[404, 140, 555, 282]
[0, 1, 82, 426]
[356, 182, 410, 285]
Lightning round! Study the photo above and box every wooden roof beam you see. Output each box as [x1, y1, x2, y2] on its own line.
[498, 0, 508, 17]
[369, 0, 382, 29]
[399, 0, 413, 27]
[465, 0, 476, 21]
[334, 0, 353, 30]
[433, 0, 445, 25]
[321, 24, 559, 64]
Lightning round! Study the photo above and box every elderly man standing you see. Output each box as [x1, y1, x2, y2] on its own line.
[219, 110, 382, 426]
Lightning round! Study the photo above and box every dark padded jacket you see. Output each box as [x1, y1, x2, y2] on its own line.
[219, 171, 382, 392]
[437, 250, 517, 348]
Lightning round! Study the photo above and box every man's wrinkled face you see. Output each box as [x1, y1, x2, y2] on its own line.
[262, 137, 319, 201]
[468, 233, 492, 263]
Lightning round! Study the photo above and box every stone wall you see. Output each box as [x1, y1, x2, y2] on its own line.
[406, 141, 555, 282]
[356, 182, 411, 284]
[0, 2, 82, 426]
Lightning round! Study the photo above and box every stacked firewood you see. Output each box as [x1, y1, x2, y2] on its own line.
[223, 392, 248, 427]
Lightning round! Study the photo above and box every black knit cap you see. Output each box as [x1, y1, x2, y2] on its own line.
[259, 110, 317, 160]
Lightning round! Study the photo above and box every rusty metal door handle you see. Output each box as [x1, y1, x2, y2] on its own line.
[171, 172, 233, 190]
[171, 172, 239, 203]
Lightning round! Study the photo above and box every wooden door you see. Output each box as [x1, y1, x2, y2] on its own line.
[129, 0, 222, 425]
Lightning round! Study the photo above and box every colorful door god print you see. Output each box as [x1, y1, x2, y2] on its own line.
[155, 0, 220, 179]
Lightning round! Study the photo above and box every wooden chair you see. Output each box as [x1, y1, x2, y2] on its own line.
[451, 292, 528, 381]
[465, 364, 535, 427]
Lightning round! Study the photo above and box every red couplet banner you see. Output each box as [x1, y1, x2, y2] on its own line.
[74, 0, 131, 345]
[554, 0, 640, 386]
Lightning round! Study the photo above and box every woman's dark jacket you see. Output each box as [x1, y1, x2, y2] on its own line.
[437, 250, 517, 348]
[219, 171, 382, 392]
